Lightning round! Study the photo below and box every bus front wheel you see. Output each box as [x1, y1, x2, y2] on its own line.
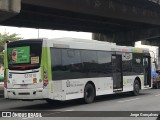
[132, 80, 140, 96]
[84, 83, 95, 104]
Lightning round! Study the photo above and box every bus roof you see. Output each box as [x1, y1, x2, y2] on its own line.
[7, 38, 149, 53]
[44, 37, 149, 53]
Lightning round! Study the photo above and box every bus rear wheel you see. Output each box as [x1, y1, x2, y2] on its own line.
[132, 80, 140, 96]
[84, 83, 95, 104]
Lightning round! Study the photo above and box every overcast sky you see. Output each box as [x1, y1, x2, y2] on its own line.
[0, 25, 92, 39]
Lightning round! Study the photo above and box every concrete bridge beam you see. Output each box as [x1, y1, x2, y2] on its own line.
[0, 0, 21, 22]
[93, 27, 160, 46]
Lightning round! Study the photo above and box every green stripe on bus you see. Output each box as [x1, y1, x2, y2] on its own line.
[41, 47, 52, 81]
[4, 50, 8, 80]
[4, 51, 8, 69]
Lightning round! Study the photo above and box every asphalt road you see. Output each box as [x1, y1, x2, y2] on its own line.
[0, 89, 160, 120]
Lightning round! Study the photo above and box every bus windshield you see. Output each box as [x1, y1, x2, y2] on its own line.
[7, 40, 42, 70]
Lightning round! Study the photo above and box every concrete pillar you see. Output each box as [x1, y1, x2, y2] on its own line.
[142, 39, 160, 69]
[0, 0, 21, 22]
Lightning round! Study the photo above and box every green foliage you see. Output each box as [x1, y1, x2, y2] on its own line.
[0, 32, 22, 64]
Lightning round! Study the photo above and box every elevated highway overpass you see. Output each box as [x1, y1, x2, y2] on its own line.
[0, 0, 160, 46]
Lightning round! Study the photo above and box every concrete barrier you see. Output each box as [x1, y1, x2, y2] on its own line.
[0, 82, 4, 98]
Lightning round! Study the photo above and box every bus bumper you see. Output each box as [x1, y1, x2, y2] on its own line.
[4, 88, 49, 100]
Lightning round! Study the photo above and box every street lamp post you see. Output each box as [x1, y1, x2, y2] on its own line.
[37, 28, 40, 38]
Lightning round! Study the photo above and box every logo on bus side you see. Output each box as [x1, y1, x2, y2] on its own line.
[136, 58, 141, 63]
[66, 80, 84, 87]
[122, 53, 132, 61]
[9, 73, 12, 78]
[66, 80, 70, 87]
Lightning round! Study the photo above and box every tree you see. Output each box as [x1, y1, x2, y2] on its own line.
[0, 32, 22, 64]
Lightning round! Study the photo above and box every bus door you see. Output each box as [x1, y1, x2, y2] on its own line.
[143, 56, 151, 87]
[112, 54, 123, 92]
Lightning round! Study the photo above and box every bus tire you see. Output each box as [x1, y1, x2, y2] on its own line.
[84, 83, 95, 104]
[132, 80, 140, 96]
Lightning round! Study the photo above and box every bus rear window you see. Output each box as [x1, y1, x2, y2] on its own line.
[7, 40, 42, 70]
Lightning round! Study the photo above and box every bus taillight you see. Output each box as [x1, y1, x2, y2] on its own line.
[43, 70, 48, 87]
[44, 80, 48, 87]
[4, 70, 7, 88]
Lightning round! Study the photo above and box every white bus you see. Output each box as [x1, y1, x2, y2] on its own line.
[4, 38, 151, 103]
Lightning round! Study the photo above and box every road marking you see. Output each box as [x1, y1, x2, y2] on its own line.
[118, 98, 140, 103]
[65, 109, 74, 111]
[155, 94, 160, 97]
[22, 117, 34, 120]
[42, 109, 74, 117]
